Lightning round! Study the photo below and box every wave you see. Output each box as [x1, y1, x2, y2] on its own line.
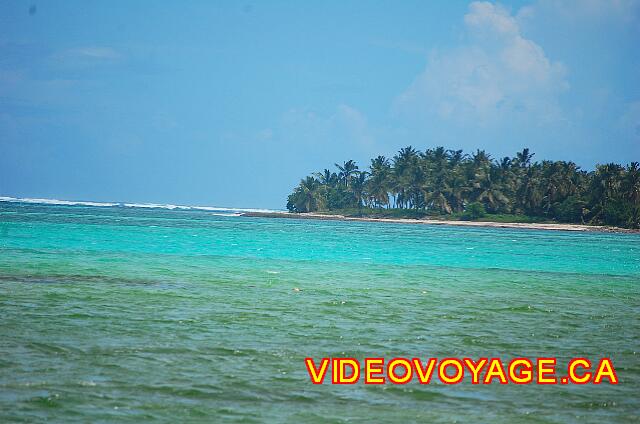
[122, 202, 191, 210]
[0, 196, 283, 215]
[188, 205, 283, 213]
[0, 196, 119, 208]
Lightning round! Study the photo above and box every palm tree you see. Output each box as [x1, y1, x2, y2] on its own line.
[445, 150, 468, 212]
[350, 171, 369, 210]
[592, 163, 623, 202]
[623, 162, 640, 206]
[422, 147, 452, 213]
[315, 169, 338, 187]
[515, 148, 534, 168]
[392, 146, 420, 208]
[370, 155, 390, 175]
[286, 146, 637, 228]
[299, 176, 321, 212]
[541, 161, 565, 214]
[475, 165, 509, 212]
[447, 172, 469, 213]
[335, 160, 359, 188]
[587, 163, 624, 224]
[368, 156, 391, 208]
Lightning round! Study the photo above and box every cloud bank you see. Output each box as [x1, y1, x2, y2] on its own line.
[397, 1, 568, 127]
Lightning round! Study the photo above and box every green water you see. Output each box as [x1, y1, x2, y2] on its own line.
[0, 202, 639, 423]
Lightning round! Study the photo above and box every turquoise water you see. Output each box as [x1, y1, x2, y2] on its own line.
[0, 201, 639, 423]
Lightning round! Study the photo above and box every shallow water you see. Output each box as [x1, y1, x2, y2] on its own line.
[0, 202, 639, 423]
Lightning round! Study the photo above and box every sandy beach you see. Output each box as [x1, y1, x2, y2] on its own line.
[241, 211, 635, 233]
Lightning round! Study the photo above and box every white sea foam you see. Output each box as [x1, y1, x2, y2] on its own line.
[0, 196, 118, 207]
[188, 205, 282, 213]
[0, 196, 283, 215]
[123, 203, 191, 210]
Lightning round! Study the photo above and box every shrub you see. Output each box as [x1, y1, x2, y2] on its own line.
[462, 202, 486, 220]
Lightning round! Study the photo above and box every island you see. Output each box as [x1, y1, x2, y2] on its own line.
[277, 147, 639, 231]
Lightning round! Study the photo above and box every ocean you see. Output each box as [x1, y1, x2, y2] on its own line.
[0, 200, 638, 423]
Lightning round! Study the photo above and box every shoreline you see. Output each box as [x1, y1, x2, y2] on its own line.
[240, 211, 636, 233]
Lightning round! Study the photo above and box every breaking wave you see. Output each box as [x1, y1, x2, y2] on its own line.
[0, 196, 282, 215]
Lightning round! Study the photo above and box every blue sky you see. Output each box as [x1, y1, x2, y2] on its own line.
[1, 0, 639, 208]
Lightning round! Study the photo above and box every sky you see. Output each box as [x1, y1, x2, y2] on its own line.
[1, 0, 639, 208]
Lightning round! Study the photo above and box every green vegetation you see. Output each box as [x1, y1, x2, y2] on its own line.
[461, 202, 486, 220]
[286, 147, 640, 229]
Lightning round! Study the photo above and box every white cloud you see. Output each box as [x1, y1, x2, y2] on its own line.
[335, 104, 375, 149]
[51, 46, 122, 66]
[68, 47, 121, 60]
[397, 1, 568, 126]
[282, 105, 375, 150]
[464, 1, 520, 35]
